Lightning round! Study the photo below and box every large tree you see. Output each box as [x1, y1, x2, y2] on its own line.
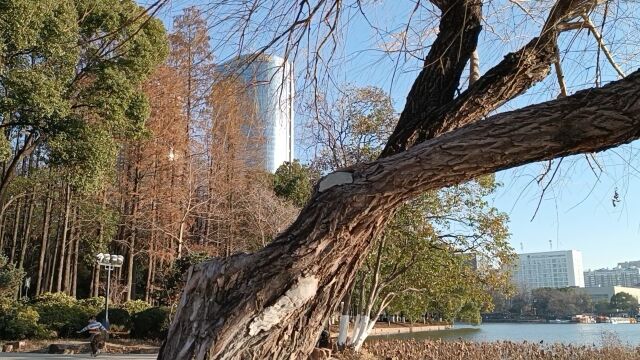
[159, 0, 640, 358]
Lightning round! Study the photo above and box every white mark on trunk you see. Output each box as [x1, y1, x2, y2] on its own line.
[248, 275, 319, 336]
[318, 172, 353, 192]
[352, 315, 369, 349]
[350, 314, 361, 345]
[337, 315, 349, 346]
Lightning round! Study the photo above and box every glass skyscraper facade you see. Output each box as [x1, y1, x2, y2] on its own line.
[216, 54, 294, 173]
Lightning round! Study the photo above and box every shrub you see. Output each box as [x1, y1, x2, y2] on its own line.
[96, 308, 131, 330]
[78, 296, 106, 316]
[32, 292, 90, 338]
[0, 254, 23, 298]
[131, 306, 170, 339]
[0, 299, 47, 340]
[121, 299, 151, 315]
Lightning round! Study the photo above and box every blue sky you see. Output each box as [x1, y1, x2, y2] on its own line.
[153, 1, 640, 270]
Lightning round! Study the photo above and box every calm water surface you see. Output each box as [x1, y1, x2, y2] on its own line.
[372, 323, 640, 346]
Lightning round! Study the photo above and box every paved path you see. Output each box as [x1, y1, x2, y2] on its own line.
[0, 354, 157, 359]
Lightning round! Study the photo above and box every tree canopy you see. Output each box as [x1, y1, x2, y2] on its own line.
[531, 288, 592, 319]
[610, 292, 639, 315]
[0, 0, 167, 192]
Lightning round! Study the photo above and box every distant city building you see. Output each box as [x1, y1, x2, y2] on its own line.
[584, 266, 640, 288]
[618, 260, 640, 269]
[458, 252, 498, 272]
[512, 250, 584, 290]
[216, 54, 294, 173]
[581, 286, 640, 304]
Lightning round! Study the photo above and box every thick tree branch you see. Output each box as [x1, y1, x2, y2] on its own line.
[354, 71, 640, 205]
[382, 0, 604, 156]
[382, 0, 483, 156]
[357, 70, 640, 202]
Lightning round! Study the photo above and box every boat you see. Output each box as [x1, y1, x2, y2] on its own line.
[549, 319, 571, 324]
[571, 315, 596, 324]
[608, 317, 632, 324]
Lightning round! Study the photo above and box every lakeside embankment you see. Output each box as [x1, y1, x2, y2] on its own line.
[330, 323, 452, 338]
[335, 339, 640, 360]
[368, 324, 452, 336]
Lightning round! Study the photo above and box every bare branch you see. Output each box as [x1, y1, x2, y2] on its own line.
[582, 15, 625, 79]
[553, 46, 568, 97]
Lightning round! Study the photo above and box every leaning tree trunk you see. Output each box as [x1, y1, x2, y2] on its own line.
[159, 0, 615, 358]
[160, 70, 640, 359]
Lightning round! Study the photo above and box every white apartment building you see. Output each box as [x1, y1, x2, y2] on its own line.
[512, 250, 584, 290]
[584, 266, 640, 288]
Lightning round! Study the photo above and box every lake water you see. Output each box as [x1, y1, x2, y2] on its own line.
[371, 323, 640, 346]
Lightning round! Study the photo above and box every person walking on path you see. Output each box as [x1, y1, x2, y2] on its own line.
[78, 317, 107, 357]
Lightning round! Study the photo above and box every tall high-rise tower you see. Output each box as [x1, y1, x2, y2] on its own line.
[216, 54, 294, 173]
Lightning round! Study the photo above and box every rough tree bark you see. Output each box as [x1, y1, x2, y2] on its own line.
[159, 0, 621, 358]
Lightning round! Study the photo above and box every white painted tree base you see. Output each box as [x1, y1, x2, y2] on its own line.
[337, 315, 349, 347]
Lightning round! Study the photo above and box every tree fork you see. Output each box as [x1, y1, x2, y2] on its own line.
[382, 0, 604, 156]
[160, 69, 640, 360]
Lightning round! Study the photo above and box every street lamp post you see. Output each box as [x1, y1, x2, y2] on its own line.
[96, 253, 124, 328]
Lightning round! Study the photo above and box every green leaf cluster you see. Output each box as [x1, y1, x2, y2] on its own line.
[376, 182, 514, 324]
[0, 298, 47, 340]
[610, 291, 639, 315]
[0, 0, 168, 189]
[273, 160, 317, 207]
